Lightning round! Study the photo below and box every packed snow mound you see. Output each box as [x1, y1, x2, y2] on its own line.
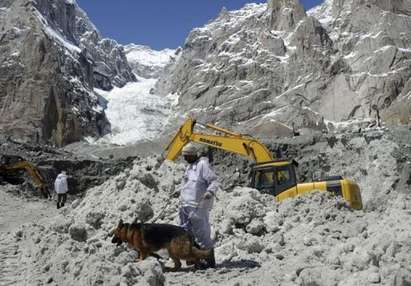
[0, 156, 180, 286]
[94, 78, 177, 145]
[2, 151, 411, 285]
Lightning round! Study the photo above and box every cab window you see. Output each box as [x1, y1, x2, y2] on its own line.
[274, 166, 296, 195]
[255, 170, 274, 189]
[277, 169, 290, 185]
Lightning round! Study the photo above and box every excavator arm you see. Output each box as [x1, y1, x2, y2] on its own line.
[12, 161, 46, 188]
[164, 117, 273, 163]
[0, 160, 47, 188]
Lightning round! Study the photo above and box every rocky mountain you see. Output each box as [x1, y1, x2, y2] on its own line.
[156, 0, 411, 136]
[1, 0, 410, 146]
[0, 0, 135, 146]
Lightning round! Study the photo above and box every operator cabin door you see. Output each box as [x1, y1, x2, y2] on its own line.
[253, 165, 297, 196]
[274, 165, 297, 196]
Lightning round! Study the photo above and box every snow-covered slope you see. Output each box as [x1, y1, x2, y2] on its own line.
[95, 77, 177, 145]
[125, 44, 175, 78]
[307, 0, 334, 29]
[92, 45, 177, 145]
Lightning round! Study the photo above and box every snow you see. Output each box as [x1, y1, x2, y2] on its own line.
[355, 31, 385, 45]
[373, 45, 395, 53]
[371, 31, 384, 39]
[199, 3, 266, 33]
[307, 0, 335, 38]
[44, 26, 81, 53]
[34, 9, 81, 54]
[84, 44, 177, 145]
[344, 51, 357, 59]
[95, 77, 174, 145]
[262, 106, 288, 118]
[2, 130, 410, 285]
[165, 93, 179, 107]
[275, 83, 305, 100]
[319, 14, 333, 26]
[43, 27, 81, 53]
[124, 44, 174, 69]
[10, 51, 20, 57]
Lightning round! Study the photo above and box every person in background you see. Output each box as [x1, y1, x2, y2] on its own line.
[54, 171, 68, 209]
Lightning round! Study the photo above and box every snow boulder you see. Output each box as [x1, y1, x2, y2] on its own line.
[221, 187, 276, 233]
[85, 211, 106, 229]
[52, 215, 73, 234]
[69, 224, 88, 242]
[120, 258, 164, 286]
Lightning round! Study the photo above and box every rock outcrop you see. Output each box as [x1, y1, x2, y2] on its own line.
[156, 0, 411, 136]
[0, 0, 135, 146]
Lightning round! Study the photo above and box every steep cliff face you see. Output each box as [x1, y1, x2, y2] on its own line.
[0, 0, 135, 146]
[156, 0, 411, 135]
[309, 0, 411, 124]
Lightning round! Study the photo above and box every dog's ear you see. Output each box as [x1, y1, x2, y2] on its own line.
[118, 219, 123, 227]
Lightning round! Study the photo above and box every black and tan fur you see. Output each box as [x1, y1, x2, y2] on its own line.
[110, 219, 210, 271]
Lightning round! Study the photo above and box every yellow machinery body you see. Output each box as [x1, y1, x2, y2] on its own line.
[0, 159, 48, 193]
[164, 117, 363, 210]
[251, 161, 363, 209]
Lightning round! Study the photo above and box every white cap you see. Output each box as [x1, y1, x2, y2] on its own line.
[182, 143, 198, 156]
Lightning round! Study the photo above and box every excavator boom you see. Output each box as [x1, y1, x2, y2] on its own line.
[165, 117, 273, 163]
[3, 161, 47, 187]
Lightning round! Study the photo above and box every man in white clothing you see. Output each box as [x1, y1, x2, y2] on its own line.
[54, 171, 68, 209]
[178, 143, 219, 269]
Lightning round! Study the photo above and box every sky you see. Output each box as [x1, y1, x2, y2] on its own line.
[77, 0, 324, 50]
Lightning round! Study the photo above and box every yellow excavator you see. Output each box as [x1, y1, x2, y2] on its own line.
[164, 117, 363, 210]
[0, 157, 51, 198]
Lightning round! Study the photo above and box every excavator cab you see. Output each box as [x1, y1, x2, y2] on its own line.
[250, 160, 298, 196]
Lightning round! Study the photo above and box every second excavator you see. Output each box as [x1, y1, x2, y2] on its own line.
[164, 117, 363, 210]
[0, 155, 51, 199]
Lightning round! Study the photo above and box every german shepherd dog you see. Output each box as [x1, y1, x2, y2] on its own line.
[109, 219, 210, 271]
